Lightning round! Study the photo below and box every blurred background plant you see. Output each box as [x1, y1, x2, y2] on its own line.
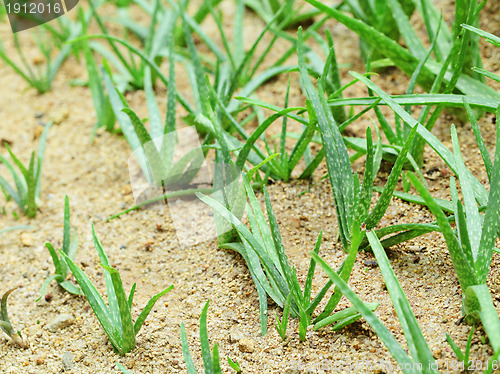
[0, 123, 52, 218]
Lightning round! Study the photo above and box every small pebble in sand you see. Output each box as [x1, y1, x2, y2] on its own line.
[33, 124, 45, 139]
[238, 337, 256, 353]
[433, 348, 442, 358]
[140, 239, 155, 251]
[229, 329, 243, 343]
[20, 233, 34, 247]
[50, 108, 70, 125]
[289, 216, 301, 229]
[62, 352, 74, 371]
[47, 314, 75, 333]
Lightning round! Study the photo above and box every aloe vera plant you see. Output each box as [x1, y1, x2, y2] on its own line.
[0, 122, 52, 218]
[181, 300, 241, 373]
[341, 0, 415, 62]
[98, 0, 298, 216]
[0, 288, 27, 348]
[61, 223, 173, 355]
[0, 16, 84, 94]
[199, 173, 377, 339]
[304, 0, 495, 98]
[101, 53, 212, 220]
[232, 83, 315, 183]
[310, 232, 438, 373]
[81, 0, 174, 91]
[94, 4, 206, 186]
[446, 326, 475, 368]
[327, 70, 499, 169]
[348, 72, 491, 204]
[172, 0, 305, 158]
[96, 20, 209, 198]
[176, 0, 294, 110]
[231, 29, 351, 183]
[80, 8, 116, 140]
[304, 0, 500, 167]
[297, 29, 443, 253]
[199, 176, 324, 338]
[37, 196, 81, 301]
[233, 75, 386, 182]
[406, 120, 500, 351]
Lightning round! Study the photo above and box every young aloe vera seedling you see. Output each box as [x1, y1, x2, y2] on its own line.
[61, 223, 173, 355]
[274, 293, 291, 340]
[75, 0, 176, 91]
[306, 0, 500, 166]
[80, 8, 116, 140]
[297, 27, 448, 327]
[0, 288, 28, 348]
[446, 326, 475, 368]
[406, 118, 500, 353]
[297, 27, 434, 251]
[335, 71, 499, 247]
[310, 232, 438, 373]
[37, 196, 81, 301]
[199, 174, 378, 339]
[0, 122, 52, 218]
[101, 48, 213, 221]
[97, 21, 224, 221]
[233, 79, 315, 183]
[181, 300, 241, 373]
[172, 0, 307, 169]
[0, 17, 83, 93]
[304, 0, 496, 98]
[340, 0, 415, 63]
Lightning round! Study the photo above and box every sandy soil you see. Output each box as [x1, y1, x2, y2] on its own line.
[0, 0, 499, 373]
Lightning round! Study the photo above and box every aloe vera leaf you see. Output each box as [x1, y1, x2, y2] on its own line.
[101, 265, 136, 354]
[180, 323, 197, 374]
[407, 172, 478, 291]
[134, 285, 173, 335]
